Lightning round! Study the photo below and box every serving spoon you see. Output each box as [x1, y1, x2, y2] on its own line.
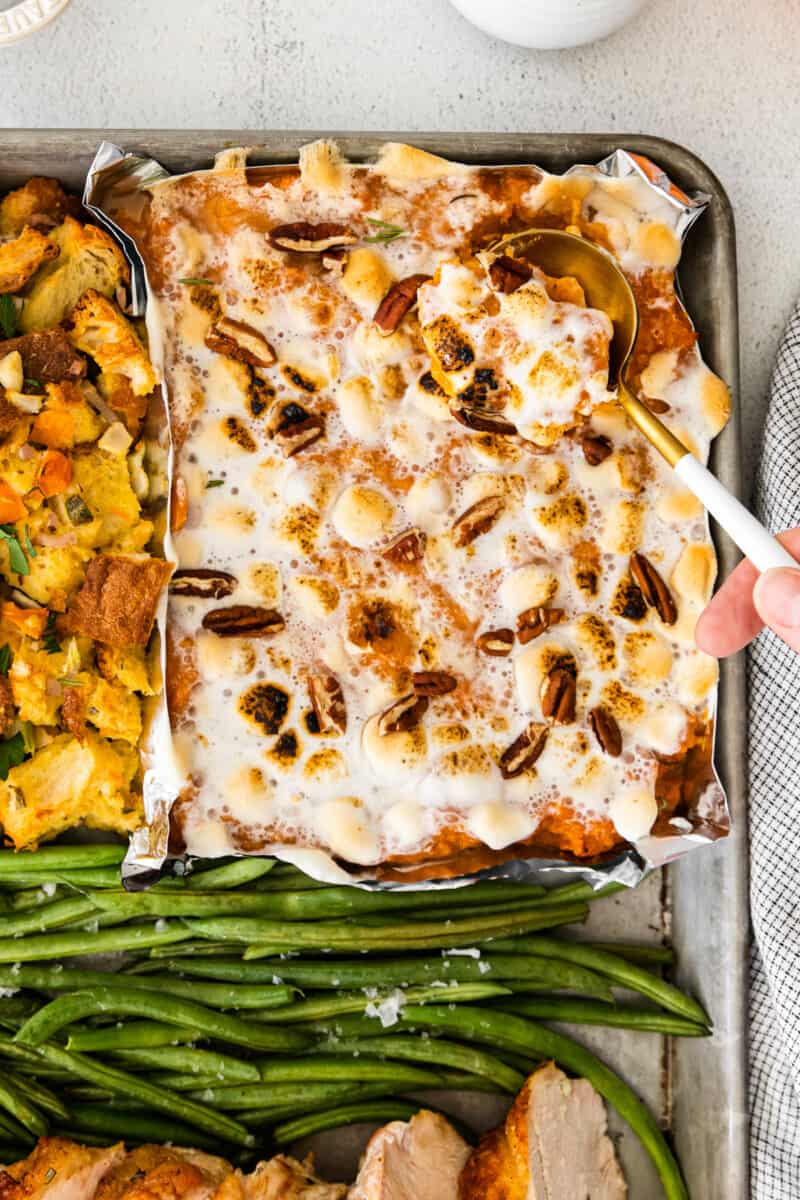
[490, 228, 796, 574]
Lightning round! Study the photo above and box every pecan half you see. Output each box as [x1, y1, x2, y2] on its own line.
[580, 432, 613, 466]
[202, 606, 285, 638]
[205, 317, 276, 368]
[589, 706, 622, 757]
[451, 402, 517, 437]
[452, 495, 505, 547]
[642, 395, 671, 414]
[170, 568, 238, 600]
[0, 678, 14, 738]
[412, 670, 458, 697]
[541, 665, 577, 724]
[275, 414, 325, 456]
[476, 628, 514, 657]
[374, 274, 431, 336]
[517, 607, 565, 645]
[382, 527, 427, 565]
[488, 255, 533, 294]
[629, 552, 677, 625]
[377, 692, 429, 736]
[268, 222, 357, 253]
[499, 721, 549, 778]
[308, 672, 347, 735]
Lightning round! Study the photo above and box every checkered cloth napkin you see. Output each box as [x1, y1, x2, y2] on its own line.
[748, 300, 800, 1198]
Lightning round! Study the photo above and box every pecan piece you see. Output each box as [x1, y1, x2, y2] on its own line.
[580, 432, 613, 466]
[275, 414, 325, 456]
[541, 665, 577, 724]
[499, 721, 549, 779]
[377, 692, 429, 736]
[412, 670, 458, 697]
[268, 222, 357, 253]
[517, 607, 565, 645]
[642, 395, 670, 414]
[488, 255, 533, 294]
[308, 672, 347, 735]
[202, 605, 285, 638]
[476, 628, 514, 657]
[382, 527, 427, 565]
[452, 495, 505, 547]
[373, 274, 431, 336]
[451, 402, 517, 437]
[0, 678, 14, 738]
[205, 317, 276, 368]
[629, 552, 677, 625]
[170, 568, 238, 600]
[589, 706, 622, 757]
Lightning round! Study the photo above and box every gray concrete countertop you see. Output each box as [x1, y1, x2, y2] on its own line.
[1, 0, 798, 495]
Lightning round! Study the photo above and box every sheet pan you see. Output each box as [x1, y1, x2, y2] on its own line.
[0, 130, 748, 1199]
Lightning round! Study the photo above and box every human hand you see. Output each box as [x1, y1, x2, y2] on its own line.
[695, 529, 800, 656]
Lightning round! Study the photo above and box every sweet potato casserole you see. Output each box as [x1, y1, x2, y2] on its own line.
[97, 143, 731, 877]
[0, 177, 170, 848]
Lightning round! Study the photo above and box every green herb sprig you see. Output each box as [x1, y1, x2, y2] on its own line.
[0, 646, 10, 676]
[178, 278, 215, 287]
[41, 613, 61, 656]
[0, 295, 17, 340]
[364, 218, 407, 244]
[0, 526, 29, 576]
[0, 733, 25, 781]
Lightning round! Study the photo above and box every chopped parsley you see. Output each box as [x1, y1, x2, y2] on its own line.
[205, 478, 225, 489]
[178, 277, 215, 287]
[41, 612, 61, 655]
[23, 526, 36, 559]
[0, 525, 29, 576]
[23, 378, 41, 391]
[0, 294, 16, 339]
[0, 733, 25, 781]
[364, 218, 407, 244]
[0, 645, 10, 676]
[57, 676, 85, 688]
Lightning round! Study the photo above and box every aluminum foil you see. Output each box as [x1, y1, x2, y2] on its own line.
[83, 140, 729, 892]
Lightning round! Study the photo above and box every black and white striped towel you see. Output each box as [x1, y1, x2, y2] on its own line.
[749, 300, 800, 1198]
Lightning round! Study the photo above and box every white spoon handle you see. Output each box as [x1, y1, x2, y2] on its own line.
[674, 455, 797, 574]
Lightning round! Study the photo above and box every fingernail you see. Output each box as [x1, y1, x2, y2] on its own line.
[753, 568, 800, 628]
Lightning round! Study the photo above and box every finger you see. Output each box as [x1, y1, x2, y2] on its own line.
[695, 529, 800, 657]
[753, 567, 800, 654]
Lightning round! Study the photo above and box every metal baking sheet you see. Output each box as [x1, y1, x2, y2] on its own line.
[0, 130, 747, 1199]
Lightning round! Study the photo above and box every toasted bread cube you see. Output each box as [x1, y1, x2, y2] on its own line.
[0, 226, 59, 294]
[0, 731, 142, 849]
[30, 381, 105, 448]
[68, 553, 172, 647]
[70, 447, 142, 549]
[8, 641, 66, 726]
[8, 542, 93, 611]
[0, 177, 76, 236]
[19, 218, 128, 333]
[86, 675, 142, 744]
[68, 291, 156, 396]
[0, 328, 86, 384]
[95, 643, 155, 695]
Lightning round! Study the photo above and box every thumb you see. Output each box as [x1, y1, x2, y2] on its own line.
[753, 567, 800, 652]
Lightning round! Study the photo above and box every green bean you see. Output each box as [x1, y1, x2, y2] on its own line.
[0, 1104, 35, 1145]
[188, 903, 588, 953]
[272, 1101, 421, 1145]
[535, 881, 626, 906]
[430, 1070, 505, 1093]
[587, 943, 675, 965]
[0, 846, 125, 876]
[187, 1071, 442, 1110]
[0, 1076, 47, 1137]
[185, 859, 275, 890]
[0, 998, 41, 1030]
[31, 1043, 253, 1146]
[497, 997, 709, 1036]
[0, 966, 295, 1011]
[142, 1073, 220, 1092]
[112, 1045, 259, 1082]
[0, 921, 195, 962]
[147, 942, 246, 960]
[393, 1005, 688, 1200]
[207, 953, 612, 1000]
[239, 1084, 394, 1127]
[0, 896, 99, 937]
[16, 987, 311, 1054]
[68, 1022, 200, 1052]
[255, 1056, 447, 1086]
[64, 1104, 229, 1151]
[0, 1034, 54, 1068]
[4, 1070, 70, 1121]
[8, 886, 65, 911]
[313, 1035, 524, 1093]
[251, 982, 511, 1023]
[489, 936, 709, 1025]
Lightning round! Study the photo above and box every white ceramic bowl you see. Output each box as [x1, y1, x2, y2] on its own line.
[0, 0, 71, 48]
[448, 0, 650, 49]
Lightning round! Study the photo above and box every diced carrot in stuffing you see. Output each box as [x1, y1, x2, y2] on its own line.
[36, 450, 72, 497]
[30, 407, 76, 449]
[0, 481, 26, 523]
[0, 602, 48, 638]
